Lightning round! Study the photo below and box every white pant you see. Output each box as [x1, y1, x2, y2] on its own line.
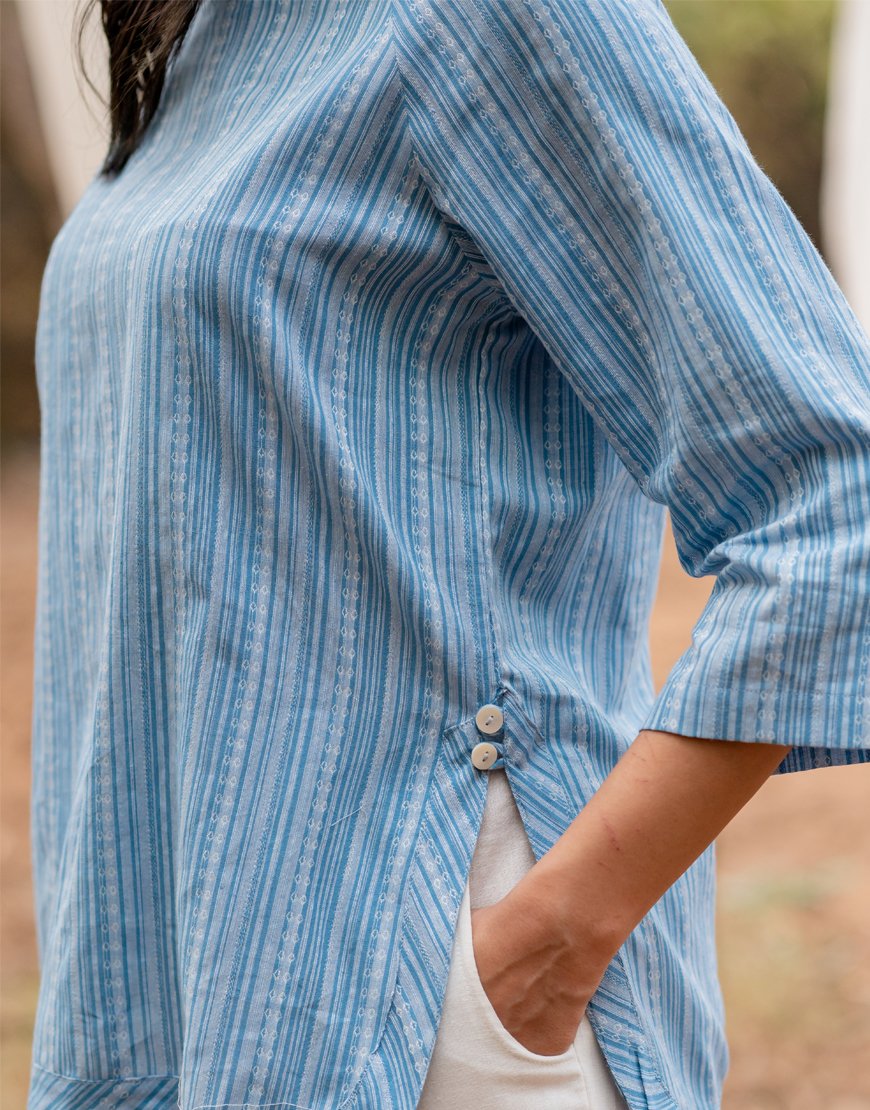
[417, 769, 629, 1109]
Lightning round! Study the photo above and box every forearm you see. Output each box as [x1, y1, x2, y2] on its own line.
[521, 729, 793, 963]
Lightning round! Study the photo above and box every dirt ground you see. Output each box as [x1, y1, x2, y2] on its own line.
[2, 441, 868, 1109]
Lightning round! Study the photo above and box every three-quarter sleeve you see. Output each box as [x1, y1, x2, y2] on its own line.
[389, 0, 870, 773]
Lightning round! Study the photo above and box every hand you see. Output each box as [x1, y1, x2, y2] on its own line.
[467, 867, 612, 1056]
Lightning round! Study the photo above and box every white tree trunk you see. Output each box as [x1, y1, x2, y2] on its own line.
[15, 0, 107, 221]
[821, 0, 870, 332]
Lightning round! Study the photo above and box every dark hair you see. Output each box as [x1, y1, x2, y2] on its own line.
[75, 0, 203, 178]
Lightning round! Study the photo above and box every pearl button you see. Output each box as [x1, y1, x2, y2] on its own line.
[471, 742, 499, 770]
[474, 703, 504, 734]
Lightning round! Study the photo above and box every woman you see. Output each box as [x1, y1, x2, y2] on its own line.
[28, 1, 870, 1108]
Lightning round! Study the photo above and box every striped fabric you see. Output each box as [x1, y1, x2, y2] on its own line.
[29, 0, 870, 1107]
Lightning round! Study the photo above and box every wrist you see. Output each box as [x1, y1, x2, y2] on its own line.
[511, 852, 632, 974]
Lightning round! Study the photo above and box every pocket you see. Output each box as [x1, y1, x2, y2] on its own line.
[418, 877, 593, 1110]
[458, 880, 582, 1066]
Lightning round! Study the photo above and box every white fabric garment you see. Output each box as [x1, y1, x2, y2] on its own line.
[418, 769, 629, 1109]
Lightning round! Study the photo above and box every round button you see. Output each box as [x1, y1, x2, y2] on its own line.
[475, 703, 504, 735]
[471, 742, 499, 770]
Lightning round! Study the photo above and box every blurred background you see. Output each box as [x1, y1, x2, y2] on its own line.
[2, 1, 869, 1107]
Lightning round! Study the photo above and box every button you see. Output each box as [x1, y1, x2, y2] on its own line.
[474, 703, 504, 734]
[471, 742, 499, 770]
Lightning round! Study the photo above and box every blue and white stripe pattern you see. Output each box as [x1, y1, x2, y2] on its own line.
[29, 0, 870, 1106]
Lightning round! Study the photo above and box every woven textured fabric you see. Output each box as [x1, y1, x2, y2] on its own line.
[29, 0, 870, 1107]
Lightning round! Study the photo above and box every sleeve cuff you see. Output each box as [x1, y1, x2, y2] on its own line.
[637, 579, 870, 777]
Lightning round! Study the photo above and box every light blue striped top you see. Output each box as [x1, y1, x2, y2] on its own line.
[29, 0, 870, 1107]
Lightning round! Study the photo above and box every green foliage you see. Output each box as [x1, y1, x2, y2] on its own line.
[663, 0, 836, 251]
